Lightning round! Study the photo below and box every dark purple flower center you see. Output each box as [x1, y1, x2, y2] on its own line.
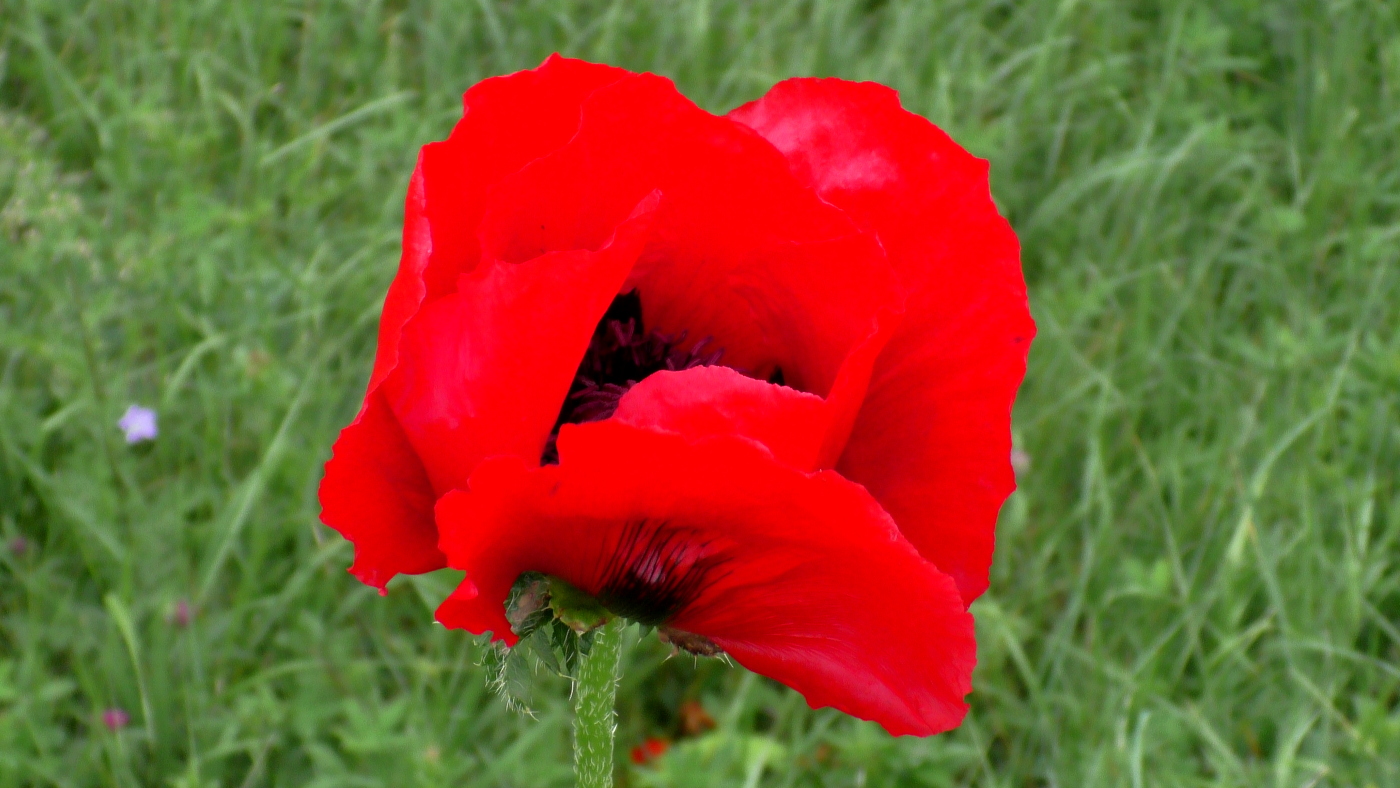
[542, 291, 724, 464]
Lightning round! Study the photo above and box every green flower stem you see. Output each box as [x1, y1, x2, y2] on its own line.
[573, 617, 625, 788]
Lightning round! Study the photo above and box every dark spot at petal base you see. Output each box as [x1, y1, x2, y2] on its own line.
[595, 519, 729, 627]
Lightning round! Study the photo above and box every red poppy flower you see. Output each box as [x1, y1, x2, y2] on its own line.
[630, 737, 670, 766]
[319, 55, 1034, 737]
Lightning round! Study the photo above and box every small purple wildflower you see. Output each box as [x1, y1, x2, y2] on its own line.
[1010, 448, 1032, 479]
[101, 708, 130, 731]
[117, 405, 158, 444]
[168, 599, 192, 627]
[7, 536, 27, 557]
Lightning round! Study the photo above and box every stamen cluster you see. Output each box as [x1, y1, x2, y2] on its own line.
[543, 291, 723, 463]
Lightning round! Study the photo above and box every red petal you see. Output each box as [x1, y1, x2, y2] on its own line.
[381, 194, 659, 495]
[368, 160, 431, 391]
[326, 193, 656, 592]
[612, 366, 828, 469]
[488, 113, 906, 466]
[319, 390, 442, 590]
[478, 73, 870, 377]
[726, 233, 901, 401]
[370, 55, 629, 392]
[612, 233, 905, 471]
[326, 56, 634, 590]
[435, 421, 974, 736]
[633, 233, 901, 469]
[731, 79, 1035, 603]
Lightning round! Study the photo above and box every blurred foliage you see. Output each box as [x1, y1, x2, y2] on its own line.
[1, 0, 1398, 786]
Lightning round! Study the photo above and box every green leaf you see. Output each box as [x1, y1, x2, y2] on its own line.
[480, 641, 536, 716]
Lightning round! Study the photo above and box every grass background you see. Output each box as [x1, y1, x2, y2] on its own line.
[1, 0, 1398, 785]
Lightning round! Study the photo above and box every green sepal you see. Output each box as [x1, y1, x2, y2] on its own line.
[505, 571, 552, 638]
[547, 576, 611, 634]
[486, 573, 618, 714]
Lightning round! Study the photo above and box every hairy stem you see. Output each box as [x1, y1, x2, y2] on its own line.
[573, 618, 625, 788]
